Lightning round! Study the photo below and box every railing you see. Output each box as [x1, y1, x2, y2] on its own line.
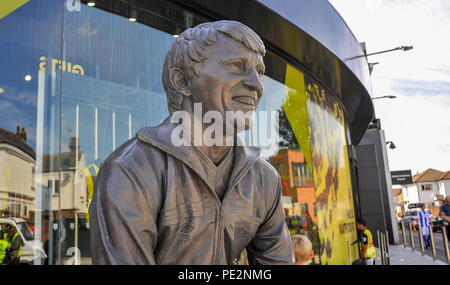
[400, 221, 449, 265]
[377, 230, 391, 265]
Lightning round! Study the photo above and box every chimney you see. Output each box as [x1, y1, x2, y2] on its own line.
[21, 127, 26, 142]
[69, 137, 78, 153]
[15, 125, 27, 142]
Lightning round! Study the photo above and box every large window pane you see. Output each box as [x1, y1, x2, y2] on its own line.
[59, 0, 208, 264]
[1, 0, 360, 265]
[0, 0, 62, 265]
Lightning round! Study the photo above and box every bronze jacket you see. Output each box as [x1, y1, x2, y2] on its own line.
[89, 117, 294, 264]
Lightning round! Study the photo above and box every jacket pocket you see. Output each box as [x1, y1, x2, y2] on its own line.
[228, 200, 264, 246]
[158, 199, 205, 225]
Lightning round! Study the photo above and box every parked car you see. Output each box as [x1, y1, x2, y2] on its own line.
[398, 210, 419, 229]
[432, 217, 444, 232]
[0, 217, 47, 264]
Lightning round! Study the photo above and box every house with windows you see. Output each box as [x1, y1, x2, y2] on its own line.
[401, 168, 449, 217]
[269, 149, 315, 218]
[437, 171, 450, 197]
[0, 127, 35, 220]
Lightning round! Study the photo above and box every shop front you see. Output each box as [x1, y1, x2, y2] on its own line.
[0, 0, 373, 264]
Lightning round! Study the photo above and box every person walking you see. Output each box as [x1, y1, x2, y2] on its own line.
[440, 196, 450, 242]
[418, 204, 432, 248]
[356, 218, 376, 265]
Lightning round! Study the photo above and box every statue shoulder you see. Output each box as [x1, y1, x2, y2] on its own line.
[98, 136, 168, 185]
[253, 156, 280, 183]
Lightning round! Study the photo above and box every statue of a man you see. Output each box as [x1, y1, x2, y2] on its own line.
[89, 20, 294, 265]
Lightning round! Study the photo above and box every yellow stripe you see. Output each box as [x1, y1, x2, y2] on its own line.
[0, 0, 30, 20]
[282, 64, 313, 173]
[83, 164, 100, 224]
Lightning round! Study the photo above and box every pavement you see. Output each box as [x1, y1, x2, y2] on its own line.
[375, 245, 448, 265]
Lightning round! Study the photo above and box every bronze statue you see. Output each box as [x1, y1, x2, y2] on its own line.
[89, 20, 294, 264]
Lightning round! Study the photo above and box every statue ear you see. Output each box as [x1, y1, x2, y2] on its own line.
[169, 68, 192, 96]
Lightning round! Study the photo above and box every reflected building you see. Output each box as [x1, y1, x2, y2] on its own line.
[270, 149, 315, 218]
[0, 127, 36, 220]
[41, 137, 88, 215]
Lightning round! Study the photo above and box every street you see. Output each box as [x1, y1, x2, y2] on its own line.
[398, 227, 449, 263]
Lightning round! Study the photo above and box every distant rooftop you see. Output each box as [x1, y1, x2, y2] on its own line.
[0, 127, 35, 159]
[413, 168, 446, 183]
[437, 170, 450, 181]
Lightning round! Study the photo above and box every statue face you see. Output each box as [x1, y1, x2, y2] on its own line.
[190, 33, 265, 131]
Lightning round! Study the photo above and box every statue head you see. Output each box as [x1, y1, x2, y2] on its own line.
[162, 20, 266, 132]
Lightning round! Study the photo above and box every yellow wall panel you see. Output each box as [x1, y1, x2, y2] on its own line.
[0, 0, 30, 20]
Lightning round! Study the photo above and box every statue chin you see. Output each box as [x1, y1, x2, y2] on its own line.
[224, 118, 254, 136]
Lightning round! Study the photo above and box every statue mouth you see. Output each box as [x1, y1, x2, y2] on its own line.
[232, 96, 256, 106]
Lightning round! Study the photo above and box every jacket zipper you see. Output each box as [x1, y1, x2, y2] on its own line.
[214, 206, 223, 264]
[213, 159, 258, 264]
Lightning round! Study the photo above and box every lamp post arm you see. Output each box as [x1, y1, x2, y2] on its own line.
[364, 47, 403, 57]
[372, 95, 396, 100]
[345, 46, 412, 61]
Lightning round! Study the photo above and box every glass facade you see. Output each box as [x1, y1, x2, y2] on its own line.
[0, 0, 359, 264]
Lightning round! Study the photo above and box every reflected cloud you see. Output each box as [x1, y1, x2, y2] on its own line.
[1, 86, 37, 107]
[77, 21, 98, 36]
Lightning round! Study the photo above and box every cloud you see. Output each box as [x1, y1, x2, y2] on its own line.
[17, 91, 37, 106]
[374, 93, 450, 173]
[434, 143, 450, 152]
[77, 21, 98, 36]
[330, 0, 450, 173]
[0, 86, 37, 107]
[376, 77, 450, 97]
[0, 101, 14, 112]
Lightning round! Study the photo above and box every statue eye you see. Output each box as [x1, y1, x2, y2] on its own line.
[230, 60, 244, 71]
[256, 67, 265, 77]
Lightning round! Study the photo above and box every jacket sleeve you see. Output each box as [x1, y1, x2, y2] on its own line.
[89, 160, 160, 264]
[246, 175, 294, 265]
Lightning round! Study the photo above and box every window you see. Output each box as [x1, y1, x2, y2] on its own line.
[278, 163, 283, 176]
[16, 221, 34, 241]
[422, 184, 432, 191]
[291, 162, 312, 187]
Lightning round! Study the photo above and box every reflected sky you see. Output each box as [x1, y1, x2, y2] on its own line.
[0, 0, 62, 149]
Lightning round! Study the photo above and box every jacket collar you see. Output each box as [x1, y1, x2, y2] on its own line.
[136, 116, 261, 193]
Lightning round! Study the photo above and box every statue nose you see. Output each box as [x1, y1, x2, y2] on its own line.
[243, 69, 263, 96]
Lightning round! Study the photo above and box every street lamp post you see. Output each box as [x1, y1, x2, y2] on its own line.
[357, 43, 410, 246]
[369, 95, 397, 129]
[386, 141, 396, 150]
[345, 45, 413, 61]
[372, 95, 397, 100]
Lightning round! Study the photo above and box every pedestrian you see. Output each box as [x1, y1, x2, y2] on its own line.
[3, 224, 23, 265]
[418, 204, 431, 248]
[291, 235, 314, 265]
[0, 230, 9, 265]
[356, 218, 376, 265]
[440, 196, 450, 242]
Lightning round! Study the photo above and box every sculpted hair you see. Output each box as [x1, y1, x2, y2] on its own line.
[162, 20, 266, 114]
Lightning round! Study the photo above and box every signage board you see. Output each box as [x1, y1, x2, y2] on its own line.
[391, 170, 413, 185]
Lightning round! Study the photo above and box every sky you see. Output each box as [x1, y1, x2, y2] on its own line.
[328, 0, 450, 175]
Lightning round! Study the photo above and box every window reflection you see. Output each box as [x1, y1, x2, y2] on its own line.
[0, 0, 360, 265]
